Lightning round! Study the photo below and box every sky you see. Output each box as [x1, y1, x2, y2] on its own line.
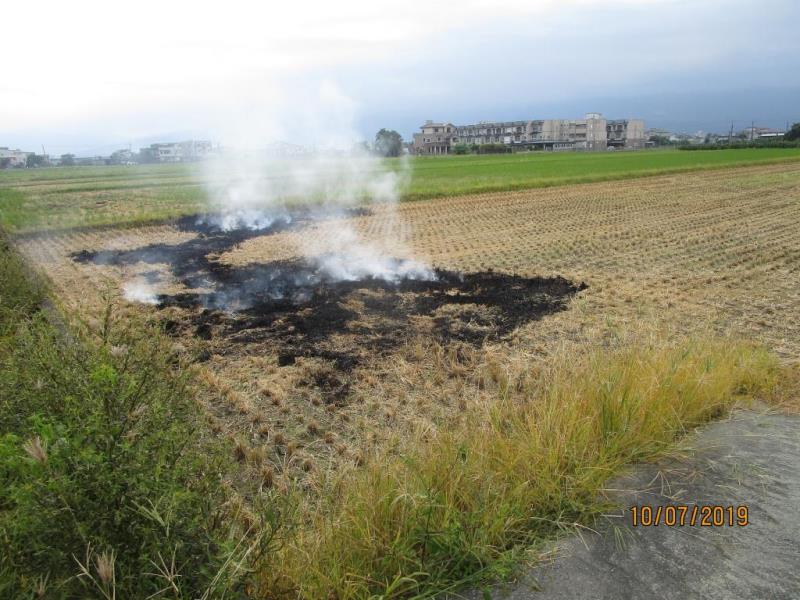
[2, 0, 799, 155]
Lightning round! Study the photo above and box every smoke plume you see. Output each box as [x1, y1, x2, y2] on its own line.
[200, 83, 428, 290]
[116, 81, 430, 308]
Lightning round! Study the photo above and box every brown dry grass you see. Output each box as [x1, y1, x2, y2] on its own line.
[14, 161, 800, 482]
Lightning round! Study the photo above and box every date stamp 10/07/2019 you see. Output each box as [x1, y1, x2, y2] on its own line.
[629, 505, 749, 527]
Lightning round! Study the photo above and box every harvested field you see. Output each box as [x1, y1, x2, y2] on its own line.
[14, 161, 800, 484]
[71, 211, 584, 388]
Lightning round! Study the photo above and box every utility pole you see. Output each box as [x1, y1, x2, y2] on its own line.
[729, 121, 734, 146]
[750, 120, 755, 142]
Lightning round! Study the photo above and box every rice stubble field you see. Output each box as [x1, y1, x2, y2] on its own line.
[2, 153, 800, 597]
[11, 160, 800, 483]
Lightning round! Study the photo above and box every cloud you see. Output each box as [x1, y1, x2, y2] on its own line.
[2, 0, 798, 150]
[0, 1, 672, 126]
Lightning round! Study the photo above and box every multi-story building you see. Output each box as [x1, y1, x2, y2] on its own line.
[0, 147, 32, 167]
[606, 118, 645, 149]
[412, 122, 457, 155]
[412, 113, 645, 154]
[143, 140, 215, 162]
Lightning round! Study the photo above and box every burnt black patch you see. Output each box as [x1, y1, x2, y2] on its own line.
[72, 211, 586, 403]
[70, 207, 371, 285]
[149, 259, 585, 373]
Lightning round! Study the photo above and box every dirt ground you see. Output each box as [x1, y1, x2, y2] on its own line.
[15, 161, 800, 486]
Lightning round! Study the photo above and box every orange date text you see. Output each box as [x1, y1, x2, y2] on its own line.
[629, 504, 749, 527]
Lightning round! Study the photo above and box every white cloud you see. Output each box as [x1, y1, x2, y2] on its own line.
[2, 0, 671, 129]
[2, 0, 796, 150]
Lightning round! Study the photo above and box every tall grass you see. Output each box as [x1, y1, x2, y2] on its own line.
[258, 338, 778, 598]
[0, 189, 31, 235]
[0, 238, 279, 598]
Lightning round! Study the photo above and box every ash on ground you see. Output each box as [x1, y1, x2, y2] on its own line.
[73, 212, 587, 403]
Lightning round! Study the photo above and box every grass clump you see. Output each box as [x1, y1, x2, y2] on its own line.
[0, 240, 277, 598]
[261, 338, 778, 598]
[0, 239, 45, 330]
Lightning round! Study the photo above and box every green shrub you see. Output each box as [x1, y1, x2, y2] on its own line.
[0, 242, 274, 598]
[476, 143, 512, 154]
[785, 123, 800, 142]
[679, 140, 800, 150]
[0, 240, 44, 340]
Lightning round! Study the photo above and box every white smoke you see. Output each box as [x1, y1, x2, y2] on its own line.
[195, 210, 292, 232]
[202, 81, 426, 285]
[310, 228, 435, 283]
[119, 81, 431, 307]
[203, 81, 399, 215]
[123, 281, 159, 305]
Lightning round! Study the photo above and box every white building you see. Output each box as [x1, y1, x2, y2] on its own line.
[412, 113, 646, 154]
[146, 140, 215, 162]
[412, 121, 456, 155]
[0, 147, 32, 167]
[745, 127, 785, 140]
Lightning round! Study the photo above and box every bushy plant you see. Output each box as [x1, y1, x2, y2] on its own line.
[476, 143, 511, 154]
[0, 243, 276, 598]
[784, 123, 800, 142]
[679, 140, 800, 150]
[0, 240, 44, 334]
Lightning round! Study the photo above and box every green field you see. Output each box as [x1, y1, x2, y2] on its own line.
[402, 147, 800, 198]
[2, 148, 800, 233]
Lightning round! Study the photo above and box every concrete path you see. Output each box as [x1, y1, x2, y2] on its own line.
[465, 408, 800, 600]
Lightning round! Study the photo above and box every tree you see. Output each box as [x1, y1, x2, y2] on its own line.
[374, 129, 403, 157]
[60, 153, 75, 166]
[26, 154, 46, 168]
[136, 148, 157, 164]
[785, 122, 800, 142]
[453, 143, 469, 155]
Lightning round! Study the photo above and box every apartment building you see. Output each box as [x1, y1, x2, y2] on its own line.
[412, 113, 645, 154]
[607, 118, 645, 149]
[143, 140, 215, 162]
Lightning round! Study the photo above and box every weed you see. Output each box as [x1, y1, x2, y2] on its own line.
[261, 338, 778, 598]
[0, 241, 283, 597]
